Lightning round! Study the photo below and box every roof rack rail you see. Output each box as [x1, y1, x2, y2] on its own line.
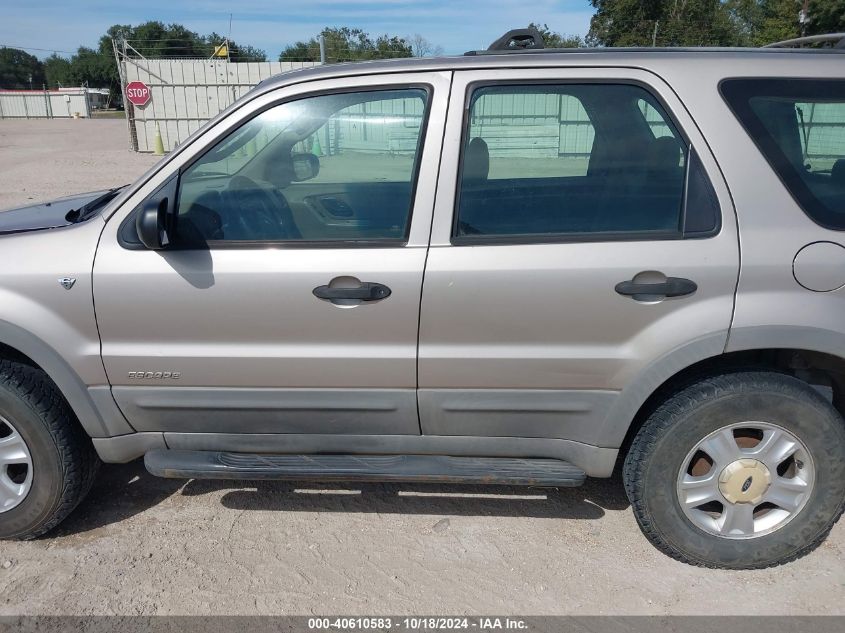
[764, 33, 845, 48]
[465, 28, 544, 55]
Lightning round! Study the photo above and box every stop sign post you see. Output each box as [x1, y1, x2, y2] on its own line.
[125, 81, 151, 107]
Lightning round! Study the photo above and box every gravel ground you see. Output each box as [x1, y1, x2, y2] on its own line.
[0, 119, 843, 616]
[0, 119, 159, 210]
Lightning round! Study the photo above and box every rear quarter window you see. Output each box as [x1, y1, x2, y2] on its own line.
[720, 79, 845, 230]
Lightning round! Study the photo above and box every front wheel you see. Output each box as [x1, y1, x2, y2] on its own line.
[0, 361, 99, 540]
[624, 371, 845, 569]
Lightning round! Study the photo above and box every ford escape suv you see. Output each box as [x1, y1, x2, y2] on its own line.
[1, 30, 844, 569]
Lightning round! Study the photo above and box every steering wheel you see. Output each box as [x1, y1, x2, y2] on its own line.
[222, 175, 300, 241]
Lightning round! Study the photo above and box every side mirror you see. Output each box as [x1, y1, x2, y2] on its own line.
[291, 153, 320, 182]
[136, 198, 171, 250]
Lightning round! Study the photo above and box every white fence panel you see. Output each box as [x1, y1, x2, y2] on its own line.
[0, 90, 91, 119]
[121, 59, 320, 152]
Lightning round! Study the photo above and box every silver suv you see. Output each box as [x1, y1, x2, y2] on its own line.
[2, 31, 844, 569]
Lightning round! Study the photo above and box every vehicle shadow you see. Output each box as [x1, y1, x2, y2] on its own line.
[53, 459, 631, 537]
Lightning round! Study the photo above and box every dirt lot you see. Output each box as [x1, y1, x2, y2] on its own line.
[0, 119, 844, 616]
[0, 119, 159, 210]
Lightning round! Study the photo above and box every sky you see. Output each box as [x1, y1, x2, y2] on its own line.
[0, 0, 595, 59]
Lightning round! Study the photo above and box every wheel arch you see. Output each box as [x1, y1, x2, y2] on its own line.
[612, 328, 845, 470]
[0, 320, 132, 438]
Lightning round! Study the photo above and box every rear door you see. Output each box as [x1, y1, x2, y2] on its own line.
[94, 72, 449, 435]
[418, 67, 738, 448]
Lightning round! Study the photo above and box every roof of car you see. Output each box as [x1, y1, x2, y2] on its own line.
[258, 46, 845, 92]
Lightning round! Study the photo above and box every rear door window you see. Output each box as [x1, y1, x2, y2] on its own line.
[721, 79, 845, 230]
[454, 83, 718, 242]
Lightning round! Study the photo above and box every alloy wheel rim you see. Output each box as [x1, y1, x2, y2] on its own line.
[0, 415, 33, 513]
[676, 421, 815, 539]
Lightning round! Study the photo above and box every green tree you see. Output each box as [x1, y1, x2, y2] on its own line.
[81, 21, 266, 104]
[528, 22, 586, 47]
[110, 21, 208, 57]
[43, 54, 73, 88]
[71, 47, 117, 86]
[102, 22, 266, 60]
[588, 0, 751, 46]
[754, 0, 800, 45]
[723, 0, 802, 46]
[806, 0, 845, 36]
[40, 46, 121, 104]
[204, 32, 267, 62]
[0, 47, 45, 89]
[226, 43, 267, 62]
[280, 27, 412, 63]
[720, 0, 843, 46]
[587, 0, 843, 48]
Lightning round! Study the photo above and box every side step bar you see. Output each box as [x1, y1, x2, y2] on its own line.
[144, 450, 586, 487]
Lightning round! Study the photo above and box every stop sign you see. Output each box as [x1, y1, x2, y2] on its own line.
[125, 81, 150, 107]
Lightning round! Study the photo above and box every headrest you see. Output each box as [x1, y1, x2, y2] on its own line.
[463, 137, 490, 183]
[832, 159, 845, 185]
[650, 136, 683, 171]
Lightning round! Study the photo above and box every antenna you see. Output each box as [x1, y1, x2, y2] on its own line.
[228, 13, 233, 62]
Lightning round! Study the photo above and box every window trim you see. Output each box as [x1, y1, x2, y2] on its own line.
[719, 77, 845, 232]
[120, 83, 434, 250]
[450, 79, 719, 246]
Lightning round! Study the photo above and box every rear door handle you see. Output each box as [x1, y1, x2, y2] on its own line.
[615, 277, 697, 299]
[313, 282, 392, 302]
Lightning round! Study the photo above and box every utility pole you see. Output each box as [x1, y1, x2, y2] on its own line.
[112, 34, 138, 151]
[652, 21, 659, 47]
[227, 13, 232, 62]
[319, 35, 326, 64]
[800, 0, 810, 38]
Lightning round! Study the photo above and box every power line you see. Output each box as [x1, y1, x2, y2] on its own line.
[125, 42, 414, 52]
[0, 43, 76, 55]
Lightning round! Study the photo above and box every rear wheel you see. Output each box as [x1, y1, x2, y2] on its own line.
[0, 360, 99, 540]
[624, 371, 845, 569]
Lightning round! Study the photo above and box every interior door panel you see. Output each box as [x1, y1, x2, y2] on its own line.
[285, 182, 414, 240]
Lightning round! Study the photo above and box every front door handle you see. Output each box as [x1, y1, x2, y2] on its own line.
[615, 276, 697, 299]
[313, 282, 392, 302]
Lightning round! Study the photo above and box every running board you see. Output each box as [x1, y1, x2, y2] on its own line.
[144, 450, 586, 486]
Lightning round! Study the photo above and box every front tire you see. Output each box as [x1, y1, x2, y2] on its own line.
[0, 361, 99, 540]
[624, 371, 845, 569]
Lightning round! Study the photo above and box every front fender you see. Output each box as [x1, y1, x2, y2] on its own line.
[0, 221, 133, 437]
[0, 318, 132, 437]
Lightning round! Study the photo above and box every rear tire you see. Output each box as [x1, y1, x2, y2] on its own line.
[0, 360, 99, 540]
[624, 371, 845, 569]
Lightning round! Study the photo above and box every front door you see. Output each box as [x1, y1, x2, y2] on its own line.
[418, 68, 739, 448]
[94, 72, 449, 435]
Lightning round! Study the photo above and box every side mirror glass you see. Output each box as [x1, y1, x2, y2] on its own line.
[291, 153, 320, 182]
[136, 199, 171, 250]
